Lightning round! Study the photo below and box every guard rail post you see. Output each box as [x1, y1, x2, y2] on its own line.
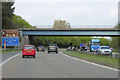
[115, 54, 118, 58]
[110, 53, 112, 58]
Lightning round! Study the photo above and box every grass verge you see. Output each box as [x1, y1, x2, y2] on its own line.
[63, 51, 119, 69]
[113, 51, 120, 53]
[2, 50, 22, 53]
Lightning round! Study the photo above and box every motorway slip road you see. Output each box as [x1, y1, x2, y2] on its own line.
[2, 51, 118, 78]
[2, 51, 22, 63]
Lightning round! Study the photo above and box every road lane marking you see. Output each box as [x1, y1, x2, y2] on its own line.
[0, 53, 21, 66]
[60, 51, 120, 72]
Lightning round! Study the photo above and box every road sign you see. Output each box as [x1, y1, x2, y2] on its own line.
[2, 37, 19, 46]
[2, 29, 18, 37]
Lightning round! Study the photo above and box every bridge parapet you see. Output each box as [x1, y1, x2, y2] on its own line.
[19, 28, 120, 31]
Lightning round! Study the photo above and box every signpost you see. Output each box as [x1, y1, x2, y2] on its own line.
[2, 37, 19, 46]
[2, 29, 18, 37]
[2, 29, 19, 49]
[4, 42, 6, 50]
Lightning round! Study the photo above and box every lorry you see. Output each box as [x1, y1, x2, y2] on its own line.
[80, 43, 87, 51]
[89, 39, 100, 52]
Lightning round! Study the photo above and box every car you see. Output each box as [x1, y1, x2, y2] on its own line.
[72, 47, 76, 50]
[86, 47, 90, 50]
[22, 45, 36, 58]
[98, 46, 112, 56]
[37, 46, 45, 52]
[48, 44, 58, 53]
[67, 47, 71, 51]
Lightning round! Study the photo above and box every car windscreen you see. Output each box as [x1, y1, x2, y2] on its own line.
[24, 46, 34, 49]
[92, 43, 100, 45]
[101, 47, 110, 49]
[49, 44, 56, 46]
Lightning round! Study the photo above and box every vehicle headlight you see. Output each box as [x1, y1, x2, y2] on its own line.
[110, 50, 112, 52]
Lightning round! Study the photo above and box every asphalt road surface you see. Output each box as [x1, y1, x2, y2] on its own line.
[2, 51, 22, 63]
[2, 51, 118, 78]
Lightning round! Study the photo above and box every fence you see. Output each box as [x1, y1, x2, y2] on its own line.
[70, 49, 119, 58]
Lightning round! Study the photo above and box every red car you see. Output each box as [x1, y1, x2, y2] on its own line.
[22, 45, 36, 58]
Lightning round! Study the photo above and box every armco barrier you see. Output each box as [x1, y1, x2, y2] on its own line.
[70, 49, 119, 58]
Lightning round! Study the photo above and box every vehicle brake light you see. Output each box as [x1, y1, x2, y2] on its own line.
[32, 50, 35, 52]
[23, 49, 26, 52]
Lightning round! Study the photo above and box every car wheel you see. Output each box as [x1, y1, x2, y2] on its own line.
[107, 54, 110, 56]
[22, 55, 24, 58]
[33, 55, 35, 58]
[48, 51, 49, 53]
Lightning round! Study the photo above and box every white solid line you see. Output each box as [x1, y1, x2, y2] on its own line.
[0, 53, 21, 67]
[60, 51, 120, 72]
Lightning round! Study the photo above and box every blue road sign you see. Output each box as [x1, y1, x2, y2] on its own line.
[2, 37, 19, 46]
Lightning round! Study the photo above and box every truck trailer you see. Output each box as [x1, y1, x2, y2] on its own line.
[89, 39, 100, 52]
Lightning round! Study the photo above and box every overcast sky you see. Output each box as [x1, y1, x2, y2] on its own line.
[14, 0, 119, 28]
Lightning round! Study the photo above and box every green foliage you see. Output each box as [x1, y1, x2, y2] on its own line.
[12, 15, 37, 28]
[2, 2, 36, 29]
[114, 24, 120, 29]
[2, 2, 15, 29]
[99, 38, 111, 47]
[111, 37, 120, 49]
[30, 36, 111, 48]
[63, 51, 118, 68]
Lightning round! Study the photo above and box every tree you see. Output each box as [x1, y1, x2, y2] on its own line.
[99, 38, 111, 47]
[12, 15, 37, 28]
[2, 2, 36, 29]
[114, 24, 120, 29]
[111, 37, 120, 49]
[2, 2, 15, 29]
[53, 20, 71, 30]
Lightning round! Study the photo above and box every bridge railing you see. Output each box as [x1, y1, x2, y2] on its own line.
[37, 25, 115, 29]
[71, 25, 115, 29]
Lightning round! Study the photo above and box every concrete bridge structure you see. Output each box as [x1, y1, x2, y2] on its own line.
[19, 28, 120, 48]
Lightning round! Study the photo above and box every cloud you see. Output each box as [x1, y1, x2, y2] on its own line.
[14, 1, 118, 26]
[105, 6, 118, 20]
[14, 2, 88, 21]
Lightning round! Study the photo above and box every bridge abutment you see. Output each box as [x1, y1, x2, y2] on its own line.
[20, 31, 29, 49]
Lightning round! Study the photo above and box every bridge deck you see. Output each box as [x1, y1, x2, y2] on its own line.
[19, 28, 119, 31]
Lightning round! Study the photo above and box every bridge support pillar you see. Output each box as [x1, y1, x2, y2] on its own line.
[23, 35, 29, 46]
[20, 31, 29, 49]
[0, 2, 2, 47]
[20, 31, 23, 49]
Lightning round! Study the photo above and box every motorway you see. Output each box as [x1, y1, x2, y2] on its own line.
[2, 51, 118, 78]
[2, 51, 22, 62]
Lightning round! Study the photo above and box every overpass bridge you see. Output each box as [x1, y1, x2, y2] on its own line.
[19, 28, 120, 48]
[19, 28, 119, 36]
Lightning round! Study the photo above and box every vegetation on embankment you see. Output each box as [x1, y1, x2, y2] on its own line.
[63, 51, 119, 68]
[30, 36, 112, 48]
[2, 50, 22, 53]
